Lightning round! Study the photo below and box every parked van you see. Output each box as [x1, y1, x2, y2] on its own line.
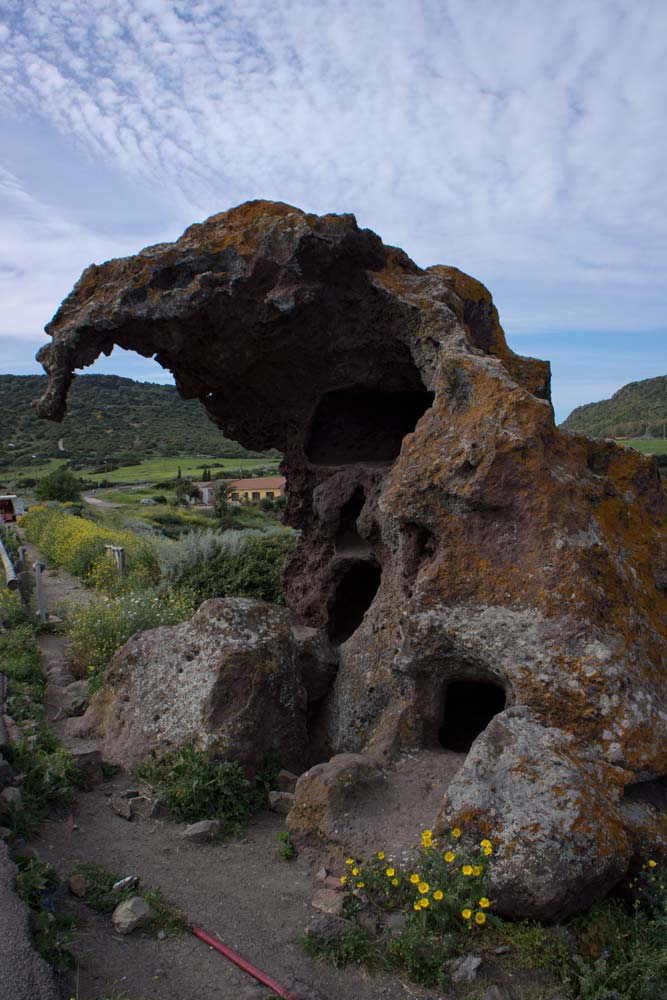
[0, 495, 25, 523]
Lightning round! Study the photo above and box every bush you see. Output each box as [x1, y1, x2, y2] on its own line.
[174, 531, 296, 605]
[34, 469, 82, 502]
[135, 742, 271, 837]
[21, 505, 159, 592]
[67, 587, 198, 690]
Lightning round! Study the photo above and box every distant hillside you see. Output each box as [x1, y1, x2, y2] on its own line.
[561, 375, 667, 439]
[0, 374, 271, 469]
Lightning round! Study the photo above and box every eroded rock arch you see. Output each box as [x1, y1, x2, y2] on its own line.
[36, 201, 667, 919]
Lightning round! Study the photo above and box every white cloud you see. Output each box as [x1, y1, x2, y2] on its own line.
[0, 0, 665, 414]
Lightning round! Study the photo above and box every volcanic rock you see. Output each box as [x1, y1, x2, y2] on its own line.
[34, 200, 667, 919]
[78, 597, 312, 772]
[182, 819, 220, 843]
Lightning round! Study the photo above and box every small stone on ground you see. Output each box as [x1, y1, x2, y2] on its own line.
[111, 895, 152, 934]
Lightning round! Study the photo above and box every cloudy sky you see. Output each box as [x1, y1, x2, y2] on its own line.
[1, 0, 665, 421]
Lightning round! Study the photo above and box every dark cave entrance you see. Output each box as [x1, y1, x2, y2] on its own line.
[305, 388, 434, 465]
[327, 561, 382, 644]
[438, 679, 506, 753]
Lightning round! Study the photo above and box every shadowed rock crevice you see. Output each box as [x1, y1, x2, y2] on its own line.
[327, 561, 382, 644]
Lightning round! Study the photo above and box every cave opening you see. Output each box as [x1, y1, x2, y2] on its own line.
[327, 561, 382, 644]
[438, 679, 506, 753]
[305, 388, 434, 465]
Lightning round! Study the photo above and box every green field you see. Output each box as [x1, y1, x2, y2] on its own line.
[619, 438, 667, 455]
[82, 455, 278, 484]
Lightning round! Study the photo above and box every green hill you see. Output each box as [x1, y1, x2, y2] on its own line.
[561, 375, 667, 439]
[0, 374, 271, 470]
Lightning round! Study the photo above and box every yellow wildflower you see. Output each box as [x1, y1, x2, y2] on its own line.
[483, 846, 493, 856]
[420, 898, 429, 908]
[385, 868, 395, 877]
[352, 867, 359, 876]
[413, 902, 421, 911]
[433, 890, 444, 900]
[479, 897, 490, 908]
[340, 875, 347, 884]
[410, 873, 420, 884]
[356, 881, 365, 888]
[422, 829, 433, 838]
[444, 851, 455, 863]
[452, 827, 461, 838]
[649, 860, 658, 868]
[475, 911, 487, 925]
[345, 858, 354, 866]
[472, 865, 483, 876]
[462, 908, 472, 920]
[462, 865, 473, 876]
[391, 878, 399, 886]
[418, 882, 429, 894]
[480, 838, 492, 848]
[377, 851, 385, 860]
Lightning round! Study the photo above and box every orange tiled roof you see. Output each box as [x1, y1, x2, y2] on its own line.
[227, 476, 285, 490]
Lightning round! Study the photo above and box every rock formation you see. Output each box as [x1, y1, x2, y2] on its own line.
[36, 201, 667, 919]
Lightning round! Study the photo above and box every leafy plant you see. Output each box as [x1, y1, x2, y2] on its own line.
[67, 586, 198, 691]
[276, 830, 296, 860]
[15, 858, 76, 972]
[135, 742, 268, 836]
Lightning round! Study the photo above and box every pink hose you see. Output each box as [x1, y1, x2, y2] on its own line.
[191, 923, 297, 999]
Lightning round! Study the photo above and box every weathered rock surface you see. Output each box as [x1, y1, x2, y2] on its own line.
[182, 819, 220, 842]
[36, 200, 667, 919]
[268, 790, 295, 814]
[77, 597, 313, 772]
[440, 708, 631, 920]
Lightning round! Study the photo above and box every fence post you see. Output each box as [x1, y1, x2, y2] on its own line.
[104, 544, 125, 577]
[33, 561, 48, 623]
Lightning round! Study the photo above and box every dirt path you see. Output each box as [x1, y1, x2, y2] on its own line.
[36, 783, 445, 1000]
[19, 540, 447, 1000]
[83, 494, 122, 510]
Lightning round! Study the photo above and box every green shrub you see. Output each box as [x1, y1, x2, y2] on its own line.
[135, 742, 270, 837]
[34, 468, 82, 502]
[175, 532, 296, 605]
[67, 586, 198, 690]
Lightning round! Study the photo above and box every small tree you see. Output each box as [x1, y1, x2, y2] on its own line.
[34, 468, 82, 503]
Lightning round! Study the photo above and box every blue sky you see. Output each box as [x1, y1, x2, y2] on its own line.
[1, 0, 666, 423]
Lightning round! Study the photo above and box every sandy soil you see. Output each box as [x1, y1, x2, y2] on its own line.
[34, 781, 447, 1000]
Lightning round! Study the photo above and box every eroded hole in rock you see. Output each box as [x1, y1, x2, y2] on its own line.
[336, 486, 366, 550]
[622, 777, 667, 811]
[306, 693, 333, 766]
[327, 561, 382, 644]
[438, 679, 506, 753]
[305, 388, 434, 465]
[402, 522, 437, 590]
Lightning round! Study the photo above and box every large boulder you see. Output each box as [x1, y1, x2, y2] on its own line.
[36, 201, 667, 918]
[78, 597, 311, 772]
[438, 708, 631, 920]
